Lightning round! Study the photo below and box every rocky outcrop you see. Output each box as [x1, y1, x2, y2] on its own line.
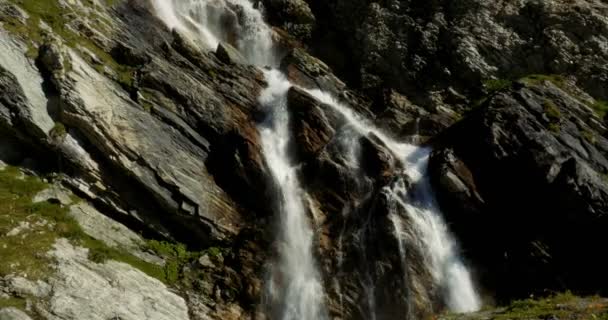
[430, 80, 608, 300]
[303, 0, 608, 109]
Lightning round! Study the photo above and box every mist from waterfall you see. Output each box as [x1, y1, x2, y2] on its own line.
[150, 0, 481, 317]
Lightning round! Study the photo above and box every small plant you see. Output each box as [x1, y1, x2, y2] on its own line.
[88, 247, 111, 263]
[542, 99, 562, 133]
[484, 78, 512, 93]
[582, 129, 596, 145]
[49, 122, 67, 140]
[591, 100, 608, 119]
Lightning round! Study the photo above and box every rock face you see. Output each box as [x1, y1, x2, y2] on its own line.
[1, 0, 608, 319]
[430, 80, 608, 301]
[304, 0, 608, 106]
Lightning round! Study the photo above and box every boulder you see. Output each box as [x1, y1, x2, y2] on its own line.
[216, 42, 247, 65]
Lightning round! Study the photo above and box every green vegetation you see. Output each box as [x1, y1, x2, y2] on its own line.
[484, 78, 512, 94]
[49, 122, 67, 140]
[582, 129, 597, 145]
[441, 292, 608, 320]
[591, 100, 608, 119]
[146, 240, 197, 284]
[494, 292, 608, 320]
[4, 0, 135, 89]
[0, 166, 66, 279]
[0, 165, 167, 285]
[521, 74, 568, 89]
[542, 99, 561, 132]
[0, 296, 27, 311]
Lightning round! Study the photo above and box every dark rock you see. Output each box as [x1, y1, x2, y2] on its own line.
[430, 80, 608, 301]
[110, 42, 152, 67]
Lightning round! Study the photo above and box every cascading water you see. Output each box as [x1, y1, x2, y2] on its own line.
[302, 89, 481, 313]
[150, 0, 481, 317]
[258, 69, 328, 320]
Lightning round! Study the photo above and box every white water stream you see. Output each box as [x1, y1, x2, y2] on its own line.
[150, 0, 481, 317]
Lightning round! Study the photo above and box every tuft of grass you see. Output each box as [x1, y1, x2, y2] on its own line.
[49, 122, 67, 140]
[521, 74, 568, 88]
[542, 99, 561, 132]
[0, 296, 27, 310]
[146, 240, 194, 284]
[591, 100, 608, 119]
[484, 78, 512, 93]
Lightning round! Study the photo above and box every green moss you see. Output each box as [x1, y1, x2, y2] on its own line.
[543, 99, 561, 121]
[49, 122, 67, 139]
[442, 292, 608, 320]
[591, 100, 608, 119]
[6, 0, 136, 89]
[0, 296, 27, 310]
[81, 237, 166, 282]
[582, 129, 596, 145]
[484, 78, 512, 93]
[521, 74, 568, 89]
[0, 165, 166, 284]
[0, 166, 61, 279]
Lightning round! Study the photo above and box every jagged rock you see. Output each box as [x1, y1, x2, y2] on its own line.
[216, 42, 246, 65]
[260, 0, 315, 41]
[110, 42, 151, 67]
[0, 31, 53, 138]
[306, 0, 608, 105]
[430, 80, 608, 300]
[287, 86, 336, 160]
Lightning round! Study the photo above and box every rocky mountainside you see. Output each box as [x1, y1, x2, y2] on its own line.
[0, 0, 607, 319]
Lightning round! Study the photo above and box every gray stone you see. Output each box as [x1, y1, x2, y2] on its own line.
[68, 202, 163, 265]
[33, 185, 73, 206]
[0, 308, 32, 320]
[44, 239, 189, 320]
[216, 42, 246, 65]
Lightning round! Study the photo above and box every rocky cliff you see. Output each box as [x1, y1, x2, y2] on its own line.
[1, 0, 607, 319]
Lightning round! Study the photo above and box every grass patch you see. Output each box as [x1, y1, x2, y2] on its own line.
[441, 292, 608, 320]
[0, 166, 64, 280]
[146, 240, 195, 284]
[0, 296, 27, 310]
[521, 74, 568, 89]
[484, 78, 512, 93]
[0, 165, 169, 285]
[49, 122, 67, 140]
[493, 292, 607, 320]
[591, 100, 608, 119]
[5, 0, 135, 89]
[542, 99, 561, 132]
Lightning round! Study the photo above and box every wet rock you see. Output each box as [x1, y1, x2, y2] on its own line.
[216, 42, 246, 65]
[287, 86, 336, 160]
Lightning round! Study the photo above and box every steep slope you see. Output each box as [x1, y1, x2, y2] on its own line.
[1, 0, 607, 319]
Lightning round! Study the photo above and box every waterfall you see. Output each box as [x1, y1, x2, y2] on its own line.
[258, 69, 328, 319]
[150, 0, 481, 317]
